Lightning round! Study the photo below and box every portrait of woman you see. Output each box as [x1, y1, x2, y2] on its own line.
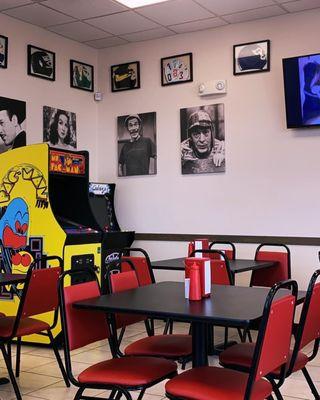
[43, 106, 77, 150]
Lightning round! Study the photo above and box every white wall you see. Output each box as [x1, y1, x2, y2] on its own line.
[96, 9, 320, 288]
[0, 13, 99, 177]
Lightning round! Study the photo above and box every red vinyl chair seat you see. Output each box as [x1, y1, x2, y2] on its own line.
[124, 334, 192, 358]
[220, 343, 308, 375]
[78, 356, 177, 386]
[165, 366, 272, 400]
[0, 316, 49, 338]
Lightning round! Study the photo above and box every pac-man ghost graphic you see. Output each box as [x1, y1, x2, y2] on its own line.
[0, 198, 29, 250]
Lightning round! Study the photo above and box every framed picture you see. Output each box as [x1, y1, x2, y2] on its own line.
[161, 52, 193, 86]
[233, 40, 270, 75]
[111, 61, 140, 92]
[0, 35, 8, 69]
[27, 44, 55, 81]
[70, 59, 94, 92]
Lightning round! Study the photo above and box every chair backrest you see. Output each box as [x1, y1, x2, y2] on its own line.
[209, 241, 236, 260]
[121, 256, 153, 286]
[250, 243, 291, 287]
[59, 270, 110, 352]
[189, 249, 234, 285]
[288, 269, 320, 373]
[13, 256, 64, 337]
[245, 280, 297, 398]
[110, 270, 139, 293]
[119, 247, 155, 284]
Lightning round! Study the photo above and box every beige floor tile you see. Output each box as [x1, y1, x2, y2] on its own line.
[0, 372, 61, 399]
[30, 381, 105, 400]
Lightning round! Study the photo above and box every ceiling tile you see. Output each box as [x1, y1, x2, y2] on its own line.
[137, 0, 214, 25]
[86, 10, 160, 35]
[0, 0, 32, 10]
[48, 21, 111, 41]
[223, 5, 286, 23]
[41, 0, 127, 20]
[170, 17, 227, 33]
[3, 3, 75, 26]
[120, 27, 174, 42]
[195, 0, 275, 15]
[85, 36, 128, 48]
[281, 0, 320, 12]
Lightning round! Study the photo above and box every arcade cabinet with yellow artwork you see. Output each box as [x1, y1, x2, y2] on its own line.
[0, 143, 101, 344]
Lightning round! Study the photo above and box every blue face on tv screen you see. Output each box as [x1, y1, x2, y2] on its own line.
[283, 53, 320, 128]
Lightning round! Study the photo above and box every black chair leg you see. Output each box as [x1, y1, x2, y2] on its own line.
[7, 342, 12, 369]
[118, 327, 126, 346]
[164, 319, 171, 334]
[74, 386, 85, 400]
[15, 337, 21, 377]
[267, 396, 274, 400]
[137, 388, 146, 400]
[47, 330, 70, 387]
[302, 367, 320, 399]
[0, 343, 22, 400]
[272, 383, 284, 400]
[144, 319, 154, 336]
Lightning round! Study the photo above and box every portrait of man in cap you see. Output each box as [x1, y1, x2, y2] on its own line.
[180, 104, 225, 174]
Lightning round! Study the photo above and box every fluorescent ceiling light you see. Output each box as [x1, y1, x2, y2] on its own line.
[116, 0, 169, 8]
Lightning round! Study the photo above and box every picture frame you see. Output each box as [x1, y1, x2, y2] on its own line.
[27, 44, 55, 81]
[111, 61, 140, 92]
[233, 40, 270, 75]
[161, 52, 193, 86]
[0, 35, 8, 69]
[70, 59, 94, 92]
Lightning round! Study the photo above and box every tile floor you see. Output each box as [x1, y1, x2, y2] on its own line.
[0, 321, 318, 399]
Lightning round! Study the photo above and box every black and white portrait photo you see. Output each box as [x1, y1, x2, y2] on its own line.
[180, 104, 225, 175]
[0, 35, 8, 69]
[43, 106, 77, 150]
[118, 112, 157, 177]
[28, 45, 55, 81]
[0, 96, 26, 154]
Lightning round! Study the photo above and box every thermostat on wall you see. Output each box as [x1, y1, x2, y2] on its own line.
[94, 92, 103, 101]
[198, 80, 227, 96]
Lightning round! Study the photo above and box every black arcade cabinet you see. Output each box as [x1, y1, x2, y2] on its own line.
[88, 182, 135, 286]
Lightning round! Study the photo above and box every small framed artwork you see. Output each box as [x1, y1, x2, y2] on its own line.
[161, 52, 193, 86]
[233, 40, 270, 75]
[27, 44, 55, 81]
[0, 35, 8, 69]
[70, 59, 94, 92]
[111, 61, 140, 92]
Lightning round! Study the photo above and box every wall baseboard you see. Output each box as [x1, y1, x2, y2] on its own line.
[135, 233, 320, 246]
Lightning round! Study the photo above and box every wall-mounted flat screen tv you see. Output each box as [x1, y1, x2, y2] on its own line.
[283, 53, 320, 128]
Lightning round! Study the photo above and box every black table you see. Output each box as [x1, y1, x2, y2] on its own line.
[151, 257, 275, 274]
[75, 281, 305, 368]
[0, 273, 26, 385]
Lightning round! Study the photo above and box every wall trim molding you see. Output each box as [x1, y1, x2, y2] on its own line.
[135, 233, 320, 246]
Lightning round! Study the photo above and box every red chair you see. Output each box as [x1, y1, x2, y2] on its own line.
[0, 256, 69, 400]
[107, 261, 192, 369]
[209, 241, 236, 260]
[165, 280, 297, 400]
[250, 243, 291, 287]
[220, 269, 320, 399]
[59, 268, 177, 400]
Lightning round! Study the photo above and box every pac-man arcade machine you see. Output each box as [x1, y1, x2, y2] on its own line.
[0, 143, 101, 344]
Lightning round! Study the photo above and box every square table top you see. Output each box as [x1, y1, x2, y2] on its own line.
[75, 281, 305, 328]
[151, 258, 276, 274]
